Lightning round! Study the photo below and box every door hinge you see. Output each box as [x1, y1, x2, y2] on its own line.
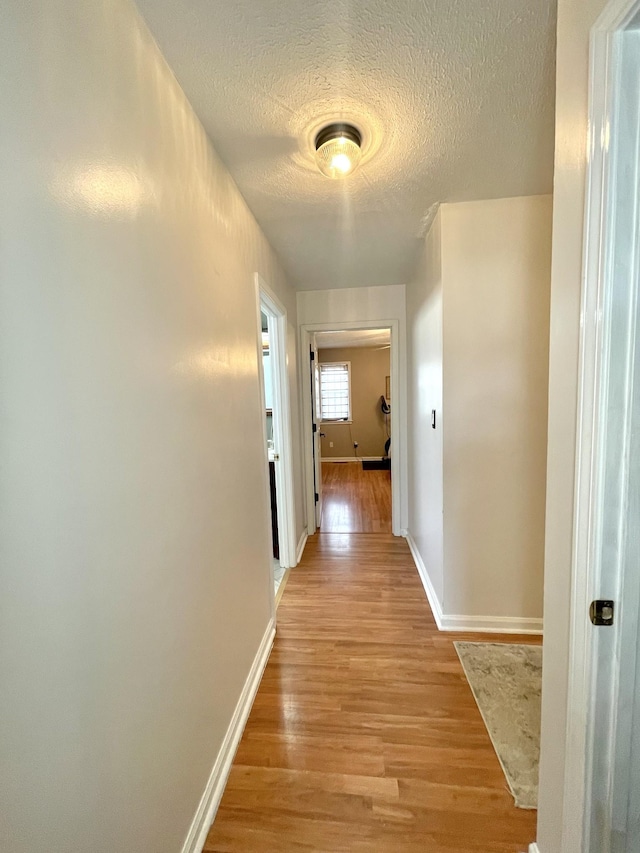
[314, 492, 319, 503]
[312, 423, 317, 433]
[310, 350, 315, 361]
[590, 600, 614, 626]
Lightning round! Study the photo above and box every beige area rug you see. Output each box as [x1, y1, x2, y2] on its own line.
[454, 642, 542, 809]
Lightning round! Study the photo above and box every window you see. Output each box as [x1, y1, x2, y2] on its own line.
[319, 361, 351, 421]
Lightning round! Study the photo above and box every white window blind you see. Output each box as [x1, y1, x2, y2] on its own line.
[319, 362, 351, 421]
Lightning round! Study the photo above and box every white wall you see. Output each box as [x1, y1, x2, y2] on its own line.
[537, 0, 608, 849]
[406, 210, 444, 606]
[297, 284, 408, 531]
[406, 196, 552, 631]
[442, 196, 552, 622]
[0, 1, 303, 851]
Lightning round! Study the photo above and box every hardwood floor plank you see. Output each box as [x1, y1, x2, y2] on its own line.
[235, 731, 386, 776]
[206, 526, 541, 852]
[320, 462, 392, 533]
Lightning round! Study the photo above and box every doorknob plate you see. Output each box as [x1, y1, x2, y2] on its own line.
[590, 600, 614, 626]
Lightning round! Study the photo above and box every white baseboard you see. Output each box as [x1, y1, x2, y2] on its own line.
[440, 614, 543, 635]
[180, 618, 276, 853]
[405, 531, 543, 636]
[320, 456, 385, 463]
[296, 529, 308, 564]
[529, 844, 541, 853]
[404, 531, 444, 629]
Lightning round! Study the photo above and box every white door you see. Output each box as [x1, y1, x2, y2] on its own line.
[573, 14, 640, 853]
[309, 336, 323, 529]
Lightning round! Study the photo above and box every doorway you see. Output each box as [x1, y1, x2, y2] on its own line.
[256, 275, 297, 605]
[301, 322, 401, 536]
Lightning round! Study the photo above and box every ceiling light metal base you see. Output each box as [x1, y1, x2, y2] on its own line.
[315, 123, 362, 150]
[314, 122, 363, 178]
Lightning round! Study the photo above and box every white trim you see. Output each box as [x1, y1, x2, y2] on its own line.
[255, 293, 277, 623]
[529, 844, 541, 853]
[180, 618, 275, 853]
[405, 531, 543, 635]
[300, 319, 404, 536]
[275, 568, 291, 607]
[295, 529, 308, 564]
[439, 614, 543, 635]
[562, 5, 640, 851]
[320, 456, 387, 463]
[256, 274, 297, 574]
[405, 531, 444, 629]
[560, 17, 612, 851]
[595, 0, 640, 29]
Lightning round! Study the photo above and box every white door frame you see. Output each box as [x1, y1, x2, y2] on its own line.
[255, 274, 297, 579]
[562, 1, 640, 850]
[300, 319, 401, 536]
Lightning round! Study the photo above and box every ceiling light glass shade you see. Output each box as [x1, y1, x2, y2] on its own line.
[314, 124, 362, 179]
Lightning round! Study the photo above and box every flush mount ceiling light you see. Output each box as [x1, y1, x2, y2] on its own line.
[314, 123, 362, 179]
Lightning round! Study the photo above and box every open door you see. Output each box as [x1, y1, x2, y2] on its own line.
[309, 335, 323, 529]
[563, 11, 640, 853]
[583, 22, 640, 852]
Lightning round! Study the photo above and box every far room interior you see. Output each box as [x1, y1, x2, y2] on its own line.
[315, 328, 392, 533]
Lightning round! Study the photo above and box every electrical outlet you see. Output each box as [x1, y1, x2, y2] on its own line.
[329, 441, 333, 448]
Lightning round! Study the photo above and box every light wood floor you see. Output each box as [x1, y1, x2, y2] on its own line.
[321, 461, 392, 533]
[206, 533, 541, 852]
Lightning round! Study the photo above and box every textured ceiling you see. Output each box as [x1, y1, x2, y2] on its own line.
[316, 329, 391, 349]
[136, 0, 557, 290]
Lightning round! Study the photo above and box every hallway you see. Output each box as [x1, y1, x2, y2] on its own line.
[0, 1, 596, 850]
[205, 532, 539, 852]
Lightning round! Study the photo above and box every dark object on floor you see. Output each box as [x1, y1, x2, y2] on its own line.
[362, 458, 391, 470]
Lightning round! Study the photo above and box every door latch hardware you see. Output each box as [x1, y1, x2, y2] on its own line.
[590, 600, 614, 626]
